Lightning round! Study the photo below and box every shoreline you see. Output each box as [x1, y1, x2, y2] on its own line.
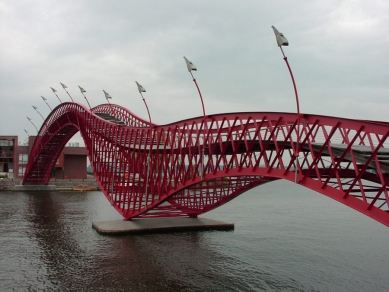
[0, 178, 99, 192]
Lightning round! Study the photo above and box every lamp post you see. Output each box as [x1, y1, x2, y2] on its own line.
[78, 86, 92, 110]
[26, 117, 39, 133]
[271, 25, 300, 183]
[60, 82, 75, 102]
[60, 82, 83, 132]
[42, 95, 62, 130]
[79, 85, 93, 175]
[103, 90, 118, 203]
[32, 106, 45, 121]
[50, 87, 62, 103]
[41, 96, 53, 111]
[183, 56, 206, 180]
[23, 129, 30, 166]
[135, 81, 152, 207]
[103, 90, 116, 122]
[135, 81, 152, 125]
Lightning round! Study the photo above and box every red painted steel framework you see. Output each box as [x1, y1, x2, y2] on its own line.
[23, 102, 389, 227]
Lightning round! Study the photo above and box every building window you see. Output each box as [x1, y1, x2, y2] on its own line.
[0, 139, 14, 146]
[18, 167, 26, 176]
[19, 154, 28, 164]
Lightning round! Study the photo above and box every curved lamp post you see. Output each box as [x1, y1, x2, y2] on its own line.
[135, 81, 152, 205]
[271, 25, 300, 183]
[50, 87, 62, 103]
[78, 85, 93, 173]
[60, 82, 74, 102]
[78, 86, 91, 110]
[135, 81, 152, 125]
[41, 96, 53, 111]
[26, 117, 38, 133]
[183, 57, 206, 119]
[103, 90, 117, 122]
[32, 106, 45, 121]
[184, 56, 207, 180]
[102, 90, 118, 202]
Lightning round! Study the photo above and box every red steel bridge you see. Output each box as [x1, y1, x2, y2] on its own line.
[23, 102, 389, 228]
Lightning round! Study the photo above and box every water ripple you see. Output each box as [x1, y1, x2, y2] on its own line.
[1, 182, 389, 291]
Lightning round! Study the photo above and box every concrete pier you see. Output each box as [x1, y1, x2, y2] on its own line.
[92, 217, 234, 235]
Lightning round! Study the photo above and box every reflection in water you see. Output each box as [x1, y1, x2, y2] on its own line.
[22, 192, 185, 291]
[25, 192, 94, 290]
[1, 181, 389, 291]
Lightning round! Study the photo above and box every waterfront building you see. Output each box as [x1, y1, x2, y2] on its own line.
[0, 135, 87, 180]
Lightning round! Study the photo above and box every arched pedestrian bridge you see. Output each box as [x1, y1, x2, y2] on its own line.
[23, 102, 389, 227]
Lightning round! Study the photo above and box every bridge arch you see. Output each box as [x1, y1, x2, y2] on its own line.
[23, 103, 389, 227]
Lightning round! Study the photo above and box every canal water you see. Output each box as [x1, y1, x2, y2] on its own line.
[0, 180, 388, 291]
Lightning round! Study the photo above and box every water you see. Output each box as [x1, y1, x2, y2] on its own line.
[0, 180, 388, 291]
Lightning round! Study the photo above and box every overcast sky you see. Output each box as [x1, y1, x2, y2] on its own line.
[1, 0, 388, 145]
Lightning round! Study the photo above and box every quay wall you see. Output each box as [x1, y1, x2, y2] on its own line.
[0, 178, 100, 191]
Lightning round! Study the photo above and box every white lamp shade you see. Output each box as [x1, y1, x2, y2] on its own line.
[183, 56, 197, 72]
[271, 26, 289, 47]
[78, 85, 86, 93]
[135, 81, 146, 93]
[103, 90, 112, 99]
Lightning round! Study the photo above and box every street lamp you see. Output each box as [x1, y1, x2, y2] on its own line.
[78, 86, 92, 110]
[135, 81, 152, 206]
[183, 57, 206, 119]
[26, 117, 39, 133]
[50, 87, 62, 103]
[79, 85, 93, 175]
[102, 90, 118, 203]
[60, 82, 75, 102]
[32, 106, 45, 120]
[184, 57, 207, 179]
[183, 56, 207, 180]
[42, 95, 62, 130]
[103, 90, 117, 122]
[135, 81, 152, 125]
[271, 25, 300, 183]
[41, 96, 53, 111]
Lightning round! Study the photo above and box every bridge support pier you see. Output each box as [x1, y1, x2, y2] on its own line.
[92, 217, 234, 235]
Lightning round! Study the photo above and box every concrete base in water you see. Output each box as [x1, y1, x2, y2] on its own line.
[92, 217, 234, 235]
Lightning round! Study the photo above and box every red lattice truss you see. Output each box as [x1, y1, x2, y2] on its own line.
[23, 102, 389, 227]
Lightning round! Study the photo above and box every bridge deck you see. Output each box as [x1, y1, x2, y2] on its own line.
[121, 139, 389, 172]
[95, 112, 127, 125]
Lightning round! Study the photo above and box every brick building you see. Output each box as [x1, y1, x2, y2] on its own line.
[0, 135, 87, 180]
